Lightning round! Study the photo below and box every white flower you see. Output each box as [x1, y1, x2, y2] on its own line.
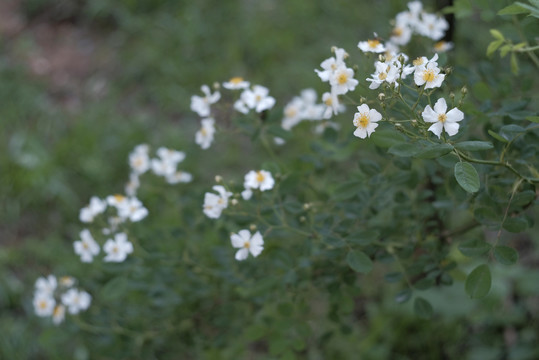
[33, 293, 55, 317]
[59, 276, 75, 288]
[230, 230, 264, 261]
[322, 90, 345, 118]
[315, 47, 348, 82]
[412, 53, 439, 69]
[281, 89, 323, 130]
[107, 194, 129, 209]
[223, 76, 250, 90]
[52, 304, 66, 325]
[358, 39, 386, 53]
[116, 197, 148, 222]
[244, 170, 275, 191]
[414, 61, 445, 89]
[35, 275, 57, 297]
[353, 104, 382, 139]
[366, 61, 400, 90]
[128, 144, 151, 175]
[329, 65, 358, 95]
[390, 24, 413, 46]
[103, 232, 133, 262]
[434, 41, 453, 52]
[416, 13, 449, 41]
[165, 171, 193, 184]
[235, 85, 276, 113]
[74, 229, 100, 263]
[79, 196, 107, 223]
[61, 288, 92, 315]
[241, 188, 253, 200]
[125, 172, 140, 197]
[195, 117, 216, 149]
[190, 85, 221, 117]
[150, 147, 186, 178]
[422, 98, 464, 138]
[203, 185, 233, 219]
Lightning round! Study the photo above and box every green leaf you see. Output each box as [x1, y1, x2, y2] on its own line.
[100, 277, 129, 300]
[370, 129, 406, 148]
[488, 129, 509, 143]
[500, 124, 525, 140]
[458, 239, 492, 257]
[493, 245, 519, 265]
[454, 141, 494, 151]
[490, 29, 505, 40]
[333, 180, 364, 201]
[502, 217, 528, 233]
[487, 40, 503, 57]
[500, 44, 512, 58]
[474, 207, 500, 228]
[414, 297, 433, 319]
[510, 52, 519, 75]
[454, 162, 480, 193]
[388, 143, 420, 157]
[346, 250, 373, 274]
[511, 190, 536, 207]
[498, 3, 529, 15]
[395, 288, 412, 303]
[465, 264, 492, 299]
[526, 116, 539, 123]
[384, 272, 403, 283]
[414, 143, 454, 159]
[346, 229, 379, 246]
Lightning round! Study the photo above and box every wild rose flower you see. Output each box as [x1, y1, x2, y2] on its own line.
[195, 117, 216, 150]
[190, 84, 221, 117]
[230, 229, 264, 261]
[103, 232, 133, 262]
[422, 98, 464, 138]
[353, 104, 382, 139]
[74, 229, 100, 263]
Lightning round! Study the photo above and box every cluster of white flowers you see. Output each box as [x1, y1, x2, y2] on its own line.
[191, 84, 220, 150]
[203, 185, 233, 219]
[280, 88, 343, 134]
[33, 275, 91, 325]
[234, 84, 276, 114]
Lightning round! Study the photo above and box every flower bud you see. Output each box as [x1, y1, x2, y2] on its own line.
[461, 86, 468, 95]
[449, 92, 455, 101]
[378, 93, 386, 102]
[444, 66, 452, 75]
[378, 54, 386, 63]
[215, 175, 222, 183]
[231, 199, 238, 206]
[249, 224, 257, 231]
[303, 203, 311, 210]
[213, 82, 220, 90]
[360, 97, 367, 104]
[299, 216, 306, 223]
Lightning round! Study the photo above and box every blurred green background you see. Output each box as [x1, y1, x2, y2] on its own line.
[1, 0, 538, 359]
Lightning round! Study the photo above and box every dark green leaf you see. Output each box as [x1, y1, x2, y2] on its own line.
[502, 217, 528, 233]
[414, 143, 454, 159]
[384, 272, 403, 283]
[414, 297, 433, 319]
[454, 141, 494, 151]
[500, 124, 525, 141]
[333, 180, 364, 201]
[465, 264, 491, 299]
[474, 207, 500, 227]
[488, 129, 509, 143]
[346, 229, 379, 246]
[498, 3, 529, 15]
[395, 288, 412, 303]
[370, 129, 406, 148]
[454, 162, 480, 193]
[346, 250, 373, 274]
[100, 277, 129, 301]
[414, 278, 435, 290]
[458, 239, 492, 257]
[388, 143, 420, 157]
[511, 190, 536, 207]
[493, 245, 519, 265]
[526, 116, 539, 123]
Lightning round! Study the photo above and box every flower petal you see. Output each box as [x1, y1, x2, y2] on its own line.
[433, 98, 447, 114]
[446, 108, 464, 122]
[428, 122, 444, 138]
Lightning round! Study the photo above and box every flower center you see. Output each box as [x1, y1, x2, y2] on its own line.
[422, 70, 435, 83]
[378, 72, 387, 80]
[256, 171, 265, 183]
[114, 194, 125, 202]
[438, 114, 447, 123]
[413, 57, 424, 67]
[53, 306, 63, 317]
[255, 94, 262, 102]
[368, 39, 380, 48]
[358, 113, 369, 128]
[434, 41, 445, 50]
[324, 97, 333, 106]
[39, 300, 47, 309]
[392, 27, 403, 37]
[83, 242, 89, 249]
[201, 127, 207, 136]
[337, 72, 348, 85]
[229, 77, 244, 84]
[243, 241, 250, 249]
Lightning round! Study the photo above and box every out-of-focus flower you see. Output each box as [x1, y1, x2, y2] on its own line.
[230, 229, 264, 261]
[103, 232, 133, 262]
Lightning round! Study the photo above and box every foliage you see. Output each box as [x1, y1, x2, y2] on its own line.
[1, 0, 538, 359]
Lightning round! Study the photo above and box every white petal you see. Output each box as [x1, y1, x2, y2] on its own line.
[443, 122, 460, 136]
[235, 248, 249, 261]
[428, 122, 444, 138]
[353, 127, 367, 139]
[231, 234, 245, 248]
[421, 105, 438, 123]
[433, 98, 447, 114]
[446, 108, 464, 122]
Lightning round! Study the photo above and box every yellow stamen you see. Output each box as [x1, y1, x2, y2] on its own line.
[357, 113, 369, 128]
[337, 73, 348, 85]
[368, 39, 380, 48]
[422, 70, 436, 83]
[392, 27, 403, 37]
[256, 171, 265, 183]
[243, 241, 250, 249]
[378, 72, 387, 80]
[413, 57, 424, 67]
[229, 77, 244, 84]
[113, 194, 125, 202]
[438, 114, 447, 123]
[324, 97, 333, 106]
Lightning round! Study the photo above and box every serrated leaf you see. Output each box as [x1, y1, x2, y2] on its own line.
[388, 143, 420, 157]
[346, 250, 373, 274]
[454, 141, 494, 151]
[488, 129, 509, 143]
[465, 264, 491, 299]
[498, 3, 529, 15]
[490, 29, 505, 40]
[493, 245, 519, 265]
[414, 297, 433, 319]
[502, 217, 528, 233]
[458, 239, 492, 257]
[414, 143, 454, 159]
[454, 162, 480, 193]
[487, 40, 503, 57]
